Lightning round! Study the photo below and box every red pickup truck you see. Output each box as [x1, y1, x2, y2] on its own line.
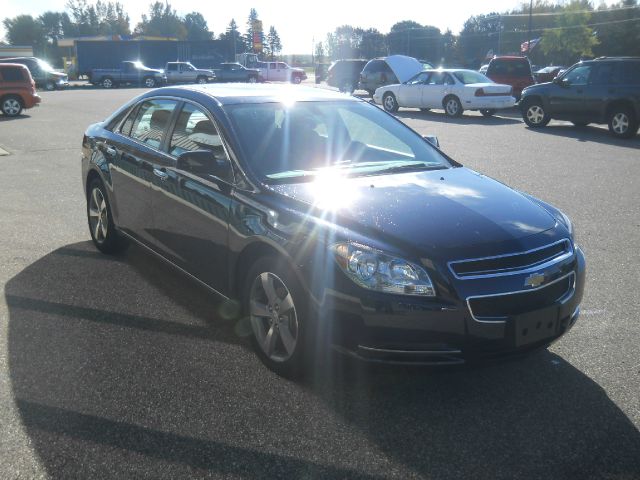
[0, 63, 41, 117]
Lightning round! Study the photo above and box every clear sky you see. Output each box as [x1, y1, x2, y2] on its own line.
[1, 0, 616, 54]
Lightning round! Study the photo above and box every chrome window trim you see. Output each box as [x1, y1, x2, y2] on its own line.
[111, 94, 239, 185]
[448, 238, 573, 280]
[466, 270, 576, 324]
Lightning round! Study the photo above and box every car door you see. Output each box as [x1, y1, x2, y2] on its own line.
[584, 62, 618, 121]
[397, 72, 430, 107]
[548, 64, 592, 119]
[148, 101, 233, 293]
[421, 72, 449, 108]
[180, 63, 196, 82]
[107, 98, 179, 245]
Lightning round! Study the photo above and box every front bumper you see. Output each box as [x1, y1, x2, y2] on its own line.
[320, 245, 585, 366]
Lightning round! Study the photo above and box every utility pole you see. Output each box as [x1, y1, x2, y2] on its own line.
[527, 0, 533, 54]
[498, 15, 502, 55]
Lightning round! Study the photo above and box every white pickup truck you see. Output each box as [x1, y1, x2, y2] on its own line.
[257, 61, 307, 84]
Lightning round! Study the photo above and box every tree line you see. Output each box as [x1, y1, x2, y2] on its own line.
[318, 0, 639, 67]
[1, 1, 283, 66]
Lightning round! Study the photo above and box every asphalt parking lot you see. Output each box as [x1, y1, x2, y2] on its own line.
[0, 87, 639, 479]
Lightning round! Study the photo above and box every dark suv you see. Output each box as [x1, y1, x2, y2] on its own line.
[358, 58, 399, 97]
[326, 59, 367, 94]
[520, 57, 640, 139]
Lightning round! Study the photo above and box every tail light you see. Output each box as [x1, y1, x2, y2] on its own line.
[31, 80, 36, 94]
[475, 88, 486, 97]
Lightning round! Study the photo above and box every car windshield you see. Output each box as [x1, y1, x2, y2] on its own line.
[454, 70, 492, 84]
[36, 59, 55, 72]
[227, 101, 450, 183]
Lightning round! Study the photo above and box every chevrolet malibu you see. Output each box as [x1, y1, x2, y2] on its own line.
[81, 84, 585, 377]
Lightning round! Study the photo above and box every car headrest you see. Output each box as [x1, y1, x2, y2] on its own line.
[193, 120, 215, 135]
[150, 109, 171, 130]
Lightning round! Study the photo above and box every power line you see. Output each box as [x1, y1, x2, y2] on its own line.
[484, 4, 640, 19]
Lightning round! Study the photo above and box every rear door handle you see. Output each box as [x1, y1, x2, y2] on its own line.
[153, 167, 168, 181]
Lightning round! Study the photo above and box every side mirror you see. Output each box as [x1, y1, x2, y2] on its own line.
[423, 135, 440, 148]
[557, 77, 570, 87]
[176, 150, 231, 180]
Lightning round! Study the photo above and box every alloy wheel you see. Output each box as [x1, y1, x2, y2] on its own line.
[249, 272, 299, 362]
[249, 76, 257, 83]
[3, 98, 21, 116]
[88, 187, 108, 243]
[611, 112, 629, 135]
[145, 78, 156, 88]
[198, 77, 207, 84]
[446, 99, 459, 116]
[103, 78, 113, 88]
[383, 94, 396, 112]
[526, 105, 545, 125]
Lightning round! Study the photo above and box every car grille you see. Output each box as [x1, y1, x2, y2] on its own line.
[467, 273, 574, 321]
[450, 239, 571, 278]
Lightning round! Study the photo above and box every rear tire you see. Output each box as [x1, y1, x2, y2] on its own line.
[522, 99, 550, 128]
[480, 109, 496, 117]
[340, 80, 355, 94]
[101, 77, 115, 89]
[443, 95, 463, 117]
[1, 95, 23, 116]
[608, 106, 638, 139]
[143, 76, 157, 88]
[243, 256, 314, 379]
[87, 178, 128, 254]
[382, 92, 399, 113]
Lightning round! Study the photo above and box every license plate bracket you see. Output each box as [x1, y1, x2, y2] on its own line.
[513, 306, 559, 347]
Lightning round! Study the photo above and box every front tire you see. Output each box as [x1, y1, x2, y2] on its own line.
[196, 76, 207, 84]
[522, 99, 550, 128]
[443, 95, 463, 117]
[1, 95, 23, 116]
[292, 75, 302, 85]
[45, 81, 55, 91]
[608, 107, 638, 139]
[243, 256, 312, 378]
[87, 178, 128, 254]
[248, 76, 258, 84]
[383, 92, 399, 113]
[143, 77, 157, 88]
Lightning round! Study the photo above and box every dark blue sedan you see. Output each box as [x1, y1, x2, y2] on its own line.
[81, 84, 585, 377]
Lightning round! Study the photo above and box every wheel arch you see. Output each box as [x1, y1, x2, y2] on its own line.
[605, 99, 637, 120]
[0, 93, 25, 107]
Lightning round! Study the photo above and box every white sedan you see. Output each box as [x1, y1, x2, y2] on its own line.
[373, 69, 516, 117]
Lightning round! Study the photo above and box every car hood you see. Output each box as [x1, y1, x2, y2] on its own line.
[385, 55, 424, 83]
[267, 167, 557, 257]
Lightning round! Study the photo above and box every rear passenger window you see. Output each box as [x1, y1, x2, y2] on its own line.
[129, 99, 178, 149]
[621, 62, 640, 85]
[592, 63, 619, 85]
[169, 103, 226, 160]
[0, 67, 25, 82]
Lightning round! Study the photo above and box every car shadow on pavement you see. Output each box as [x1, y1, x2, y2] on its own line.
[395, 109, 522, 126]
[526, 124, 640, 149]
[6, 241, 640, 479]
[0, 114, 31, 122]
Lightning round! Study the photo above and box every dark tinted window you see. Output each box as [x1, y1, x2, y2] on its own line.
[129, 99, 178, 149]
[166, 63, 178, 71]
[363, 60, 384, 74]
[591, 63, 619, 85]
[488, 59, 531, 77]
[0, 66, 25, 82]
[621, 61, 640, 85]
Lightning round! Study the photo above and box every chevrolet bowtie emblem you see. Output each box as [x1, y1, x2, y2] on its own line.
[525, 273, 546, 288]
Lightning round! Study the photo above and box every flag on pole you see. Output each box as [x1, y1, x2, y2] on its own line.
[521, 38, 541, 53]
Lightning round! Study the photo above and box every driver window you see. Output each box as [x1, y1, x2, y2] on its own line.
[426, 72, 445, 85]
[407, 72, 429, 85]
[170, 103, 229, 165]
[564, 65, 591, 86]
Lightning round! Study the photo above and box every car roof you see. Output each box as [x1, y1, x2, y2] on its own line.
[422, 68, 480, 73]
[152, 83, 358, 105]
[0, 62, 30, 71]
[491, 56, 528, 60]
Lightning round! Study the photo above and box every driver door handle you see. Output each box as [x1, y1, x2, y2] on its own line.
[153, 167, 168, 181]
[105, 146, 117, 156]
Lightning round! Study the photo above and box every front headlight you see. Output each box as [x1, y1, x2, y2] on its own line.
[331, 242, 435, 297]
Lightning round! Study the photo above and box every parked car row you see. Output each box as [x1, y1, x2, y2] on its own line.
[88, 60, 306, 89]
[0, 62, 41, 117]
[0, 56, 68, 90]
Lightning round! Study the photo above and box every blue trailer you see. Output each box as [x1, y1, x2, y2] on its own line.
[76, 40, 227, 77]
